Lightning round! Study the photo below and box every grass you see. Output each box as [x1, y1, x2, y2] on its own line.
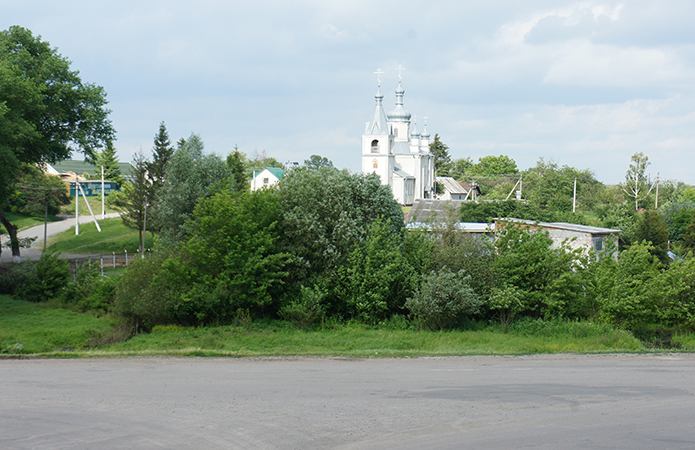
[0, 295, 120, 355]
[61, 193, 120, 216]
[0, 294, 647, 357]
[0, 212, 62, 235]
[46, 217, 155, 254]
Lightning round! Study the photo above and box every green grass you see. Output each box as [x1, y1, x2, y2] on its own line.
[61, 194, 119, 215]
[47, 217, 154, 254]
[0, 212, 62, 235]
[0, 296, 654, 358]
[0, 295, 119, 355]
[96, 321, 641, 357]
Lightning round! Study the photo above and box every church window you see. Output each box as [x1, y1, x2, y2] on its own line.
[371, 139, 378, 153]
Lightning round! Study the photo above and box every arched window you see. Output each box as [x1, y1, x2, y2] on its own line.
[371, 139, 378, 153]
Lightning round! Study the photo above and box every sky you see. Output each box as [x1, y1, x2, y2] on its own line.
[3, 0, 695, 184]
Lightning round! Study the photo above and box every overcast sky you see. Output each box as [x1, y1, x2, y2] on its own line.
[3, 1, 695, 184]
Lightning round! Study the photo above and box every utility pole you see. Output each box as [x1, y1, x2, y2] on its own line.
[573, 178, 577, 213]
[75, 180, 79, 235]
[655, 173, 660, 209]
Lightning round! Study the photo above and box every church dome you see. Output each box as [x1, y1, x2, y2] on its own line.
[387, 81, 411, 123]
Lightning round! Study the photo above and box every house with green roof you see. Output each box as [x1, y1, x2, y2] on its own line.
[250, 167, 285, 191]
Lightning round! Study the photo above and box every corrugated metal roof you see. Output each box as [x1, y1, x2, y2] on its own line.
[495, 218, 621, 235]
[436, 177, 467, 194]
[49, 160, 134, 176]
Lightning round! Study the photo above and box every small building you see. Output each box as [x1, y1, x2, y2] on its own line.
[494, 218, 621, 258]
[250, 167, 285, 191]
[436, 177, 481, 201]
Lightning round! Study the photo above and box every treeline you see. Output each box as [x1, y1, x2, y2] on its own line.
[3, 166, 695, 336]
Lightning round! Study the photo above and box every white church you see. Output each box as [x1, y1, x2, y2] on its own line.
[362, 71, 435, 206]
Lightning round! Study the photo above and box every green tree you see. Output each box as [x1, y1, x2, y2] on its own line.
[10, 165, 70, 216]
[448, 157, 474, 181]
[304, 154, 334, 170]
[429, 134, 451, 176]
[472, 155, 518, 176]
[226, 147, 248, 191]
[159, 189, 290, 324]
[110, 151, 150, 255]
[522, 158, 600, 212]
[146, 121, 175, 195]
[90, 141, 124, 188]
[0, 26, 114, 259]
[277, 167, 404, 308]
[151, 133, 232, 244]
[340, 219, 415, 323]
[633, 210, 670, 265]
[621, 152, 652, 210]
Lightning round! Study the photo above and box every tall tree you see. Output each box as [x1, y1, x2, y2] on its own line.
[226, 147, 248, 191]
[304, 154, 334, 170]
[146, 122, 174, 194]
[0, 26, 114, 259]
[151, 133, 231, 244]
[472, 155, 518, 176]
[90, 141, 124, 188]
[621, 152, 652, 210]
[110, 151, 150, 255]
[429, 134, 451, 176]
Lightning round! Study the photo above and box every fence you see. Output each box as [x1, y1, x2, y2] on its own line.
[68, 250, 151, 280]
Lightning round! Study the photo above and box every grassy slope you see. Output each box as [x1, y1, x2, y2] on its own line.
[0, 295, 118, 355]
[1, 212, 62, 235]
[47, 217, 155, 254]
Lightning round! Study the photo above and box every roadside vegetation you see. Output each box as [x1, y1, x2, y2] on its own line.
[2, 27, 695, 357]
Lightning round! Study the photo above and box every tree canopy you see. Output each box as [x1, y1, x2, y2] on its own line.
[0, 26, 114, 258]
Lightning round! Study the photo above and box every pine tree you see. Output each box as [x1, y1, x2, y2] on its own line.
[146, 121, 175, 192]
[91, 141, 124, 188]
[111, 151, 150, 255]
[429, 134, 451, 177]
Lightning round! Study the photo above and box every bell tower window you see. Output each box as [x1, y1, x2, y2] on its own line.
[371, 139, 379, 153]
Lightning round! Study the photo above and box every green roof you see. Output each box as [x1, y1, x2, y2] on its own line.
[51, 160, 134, 177]
[266, 167, 285, 179]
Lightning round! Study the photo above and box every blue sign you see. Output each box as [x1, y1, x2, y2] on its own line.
[69, 181, 118, 197]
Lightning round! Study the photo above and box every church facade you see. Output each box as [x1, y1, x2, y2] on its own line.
[361, 78, 434, 206]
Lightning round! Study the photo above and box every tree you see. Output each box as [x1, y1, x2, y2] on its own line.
[429, 134, 451, 176]
[110, 151, 150, 255]
[621, 152, 652, 210]
[10, 165, 70, 216]
[0, 26, 114, 259]
[304, 154, 334, 170]
[471, 155, 518, 176]
[90, 141, 124, 188]
[227, 147, 248, 191]
[277, 167, 404, 311]
[633, 210, 669, 265]
[151, 133, 232, 244]
[245, 150, 284, 180]
[522, 158, 600, 212]
[449, 157, 474, 181]
[146, 122, 174, 194]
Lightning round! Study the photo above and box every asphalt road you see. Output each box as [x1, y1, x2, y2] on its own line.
[1, 354, 694, 449]
[0, 213, 121, 263]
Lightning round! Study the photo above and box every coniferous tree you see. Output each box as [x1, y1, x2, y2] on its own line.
[146, 122, 174, 193]
[111, 151, 150, 255]
[91, 141, 124, 188]
[227, 147, 248, 191]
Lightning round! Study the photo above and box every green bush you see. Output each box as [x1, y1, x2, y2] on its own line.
[7, 252, 70, 302]
[280, 285, 325, 329]
[406, 270, 481, 330]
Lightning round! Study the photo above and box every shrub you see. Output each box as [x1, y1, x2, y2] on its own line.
[280, 285, 325, 329]
[5, 252, 70, 302]
[406, 270, 481, 330]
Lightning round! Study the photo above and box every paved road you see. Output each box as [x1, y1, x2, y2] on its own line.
[1, 354, 694, 449]
[0, 213, 121, 262]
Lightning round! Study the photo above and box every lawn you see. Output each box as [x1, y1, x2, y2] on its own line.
[0, 295, 120, 355]
[1, 295, 647, 357]
[47, 217, 155, 254]
[61, 193, 120, 216]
